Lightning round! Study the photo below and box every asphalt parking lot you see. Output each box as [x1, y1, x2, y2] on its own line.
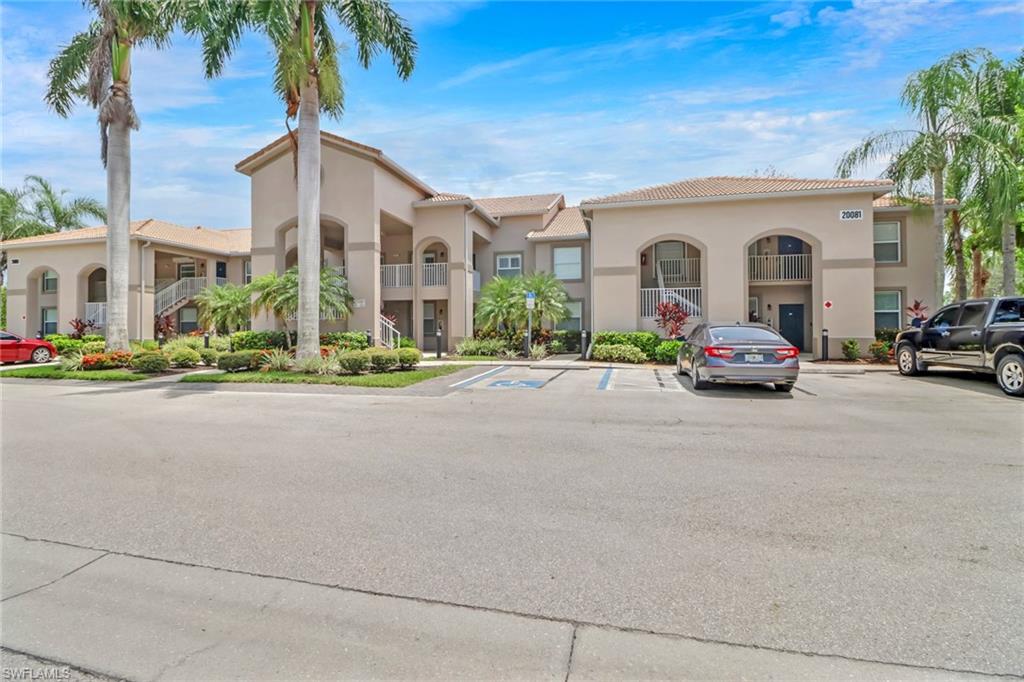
[1, 366, 1020, 679]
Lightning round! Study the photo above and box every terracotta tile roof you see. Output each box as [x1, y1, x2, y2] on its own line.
[3, 219, 251, 254]
[873, 195, 958, 208]
[422, 192, 471, 202]
[474, 193, 563, 217]
[583, 176, 893, 206]
[527, 207, 588, 242]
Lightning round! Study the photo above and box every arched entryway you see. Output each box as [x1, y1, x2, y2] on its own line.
[78, 265, 107, 329]
[744, 231, 818, 352]
[637, 236, 705, 331]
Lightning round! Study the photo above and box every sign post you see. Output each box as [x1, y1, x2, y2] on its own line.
[525, 291, 536, 355]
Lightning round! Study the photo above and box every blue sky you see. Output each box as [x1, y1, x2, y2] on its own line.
[2, 0, 1021, 228]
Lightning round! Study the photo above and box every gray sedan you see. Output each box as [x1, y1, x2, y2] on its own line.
[676, 323, 800, 392]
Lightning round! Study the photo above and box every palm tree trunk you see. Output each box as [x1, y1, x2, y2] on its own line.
[950, 209, 966, 301]
[106, 117, 131, 351]
[295, 79, 321, 360]
[931, 169, 946, 306]
[1002, 217, 1017, 296]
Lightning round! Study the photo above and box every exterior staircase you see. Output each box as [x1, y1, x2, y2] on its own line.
[155, 277, 210, 317]
[378, 314, 401, 350]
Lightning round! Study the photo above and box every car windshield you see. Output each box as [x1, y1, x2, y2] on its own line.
[709, 326, 784, 344]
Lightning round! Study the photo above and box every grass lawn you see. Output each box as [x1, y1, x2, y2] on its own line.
[179, 365, 464, 388]
[1, 366, 150, 381]
[450, 355, 504, 362]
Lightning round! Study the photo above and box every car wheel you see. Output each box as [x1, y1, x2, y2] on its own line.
[896, 344, 924, 376]
[31, 347, 52, 364]
[690, 360, 709, 390]
[774, 383, 794, 393]
[996, 354, 1024, 397]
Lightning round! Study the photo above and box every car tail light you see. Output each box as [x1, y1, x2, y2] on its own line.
[774, 346, 800, 359]
[704, 346, 735, 358]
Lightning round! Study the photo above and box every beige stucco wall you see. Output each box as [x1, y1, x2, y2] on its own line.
[534, 239, 591, 329]
[588, 192, 889, 356]
[872, 209, 939, 327]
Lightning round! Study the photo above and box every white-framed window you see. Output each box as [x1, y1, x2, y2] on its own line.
[41, 307, 58, 335]
[41, 270, 58, 293]
[178, 262, 197, 279]
[553, 246, 582, 280]
[496, 253, 522, 278]
[874, 290, 902, 330]
[243, 260, 252, 284]
[873, 222, 901, 263]
[178, 307, 199, 333]
[557, 301, 583, 331]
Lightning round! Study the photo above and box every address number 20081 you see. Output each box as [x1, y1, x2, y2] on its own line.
[840, 209, 864, 221]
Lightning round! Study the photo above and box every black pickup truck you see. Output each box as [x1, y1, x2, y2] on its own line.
[894, 296, 1024, 396]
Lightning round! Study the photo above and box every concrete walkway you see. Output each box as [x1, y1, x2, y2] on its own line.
[1, 534, 988, 681]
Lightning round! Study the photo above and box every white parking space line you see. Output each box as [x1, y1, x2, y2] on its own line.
[449, 366, 507, 388]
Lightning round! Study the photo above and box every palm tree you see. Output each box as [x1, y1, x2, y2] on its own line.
[249, 265, 354, 348]
[838, 50, 978, 305]
[22, 176, 106, 233]
[194, 283, 252, 334]
[475, 276, 524, 332]
[46, 0, 174, 351]
[186, 0, 416, 360]
[520, 272, 569, 329]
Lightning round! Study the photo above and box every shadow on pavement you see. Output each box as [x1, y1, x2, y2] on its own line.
[672, 373, 795, 400]
[908, 369, 1009, 399]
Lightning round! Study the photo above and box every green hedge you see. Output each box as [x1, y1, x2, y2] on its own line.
[320, 331, 369, 350]
[131, 351, 170, 373]
[874, 327, 900, 345]
[653, 340, 682, 364]
[49, 337, 84, 356]
[551, 329, 582, 352]
[217, 350, 262, 372]
[81, 340, 106, 354]
[170, 347, 201, 368]
[592, 331, 659, 358]
[366, 348, 399, 372]
[592, 343, 647, 364]
[336, 350, 370, 374]
[230, 330, 293, 350]
[397, 347, 422, 369]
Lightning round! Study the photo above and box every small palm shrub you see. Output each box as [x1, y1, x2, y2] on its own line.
[455, 338, 507, 357]
[529, 343, 548, 360]
[841, 339, 861, 360]
[397, 347, 422, 369]
[260, 348, 293, 372]
[169, 348, 201, 368]
[498, 348, 520, 360]
[60, 353, 84, 371]
[336, 350, 370, 374]
[296, 355, 338, 375]
[367, 348, 399, 372]
[592, 343, 647, 364]
[81, 340, 106, 355]
[131, 351, 170, 373]
[654, 340, 682, 364]
[868, 340, 890, 361]
[217, 350, 260, 372]
[198, 348, 219, 366]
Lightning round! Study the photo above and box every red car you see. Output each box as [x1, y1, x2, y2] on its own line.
[0, 332, 57, 364]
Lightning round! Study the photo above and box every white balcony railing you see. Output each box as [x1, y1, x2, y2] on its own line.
[216, 277, 228, 287]
[422, 262, 448, 287]
[748, 253, 811, 282]
[640, 287, 702, 319]
[381, 263, 412, 288]
[154, 277, 208, 315]
[84, 302, 107, 327]
[472, 270, 481, 292]
[657, 258, 701, 284]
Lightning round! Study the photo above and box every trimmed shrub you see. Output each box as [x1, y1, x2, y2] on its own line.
[230, 330, 291, 350]
[50, 337, 84, 356]
[653, 340, 683, 364]
[397, 347, 422, 369]
[319, 331, 369, 350]
[81, 340, 106, 355]
[81, 353, 116, 370]
[841, 339, 861, 360]
[108, 350, 134, 367]
[593, 331, 659, 358]
[367, 348, 399, 372]
[455, 338, 507, 357]
[868, 340, 890, 361]
[875, 327, 900, 345]
[259, 348, 293, 372]
[336, 350, 370, 375]
[217, 350, 260, 372]
[398, 336, 417, 349]
[131, 351, 170, 373]
[169, 347, 201, 368]
[198, 348, 219, 366]
[163, 337, 203, 354]
[130, 340, 160, 353]
[592, 343, 647, 364]
[80, 334, 105, 343]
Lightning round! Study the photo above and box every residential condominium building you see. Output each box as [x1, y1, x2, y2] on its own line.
[2, 131, 950, 356]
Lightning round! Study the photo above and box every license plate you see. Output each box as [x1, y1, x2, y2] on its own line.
[746, 353, 763, 363]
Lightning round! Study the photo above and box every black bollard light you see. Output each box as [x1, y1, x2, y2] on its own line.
[435, 327, 442, 359]
[204, 331, 210, 349]
[821, 328, 829, 362]
[158, 332, 165, 347]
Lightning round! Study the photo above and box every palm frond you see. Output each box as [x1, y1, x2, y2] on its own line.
[331, 0, 416, 78]
[45, 24, 101, 116]
[835, 129, 918, 178]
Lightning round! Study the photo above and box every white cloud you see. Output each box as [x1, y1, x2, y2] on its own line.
[771, 4, 812, 31]
[816, 0, 954, 69]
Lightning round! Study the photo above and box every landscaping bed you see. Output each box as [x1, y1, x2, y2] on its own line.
[180, 365, 462, 388]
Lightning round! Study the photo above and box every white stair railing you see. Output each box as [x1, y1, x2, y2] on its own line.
[84, 302, 107, 327]
[657, 258, 700, 284]
[155, 277, 208, 315]
[640, 287, 702, 318]
[381, 263, 412, 288]
[748, 253, 811, 282]
[379, 315, 401, 350]
[422, 262, 448, 287]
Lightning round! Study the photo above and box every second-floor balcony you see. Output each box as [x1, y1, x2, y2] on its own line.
[748, 253, 811, 282]
[422, 262, 448, 288]
[381, 263, 412, 288]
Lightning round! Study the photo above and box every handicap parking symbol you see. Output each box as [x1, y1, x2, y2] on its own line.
[489, 379, 545, 389]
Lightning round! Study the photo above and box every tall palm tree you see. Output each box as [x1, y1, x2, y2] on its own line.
[249, 265, 355, 348]
[194, 282, 252, 334]
[22, 176, 106, 233]
[186, 0, 416, 359]
[838, 50, 978, 305]
[46, 0, 174, 351]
